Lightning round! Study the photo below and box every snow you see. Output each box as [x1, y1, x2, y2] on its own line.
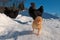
[0, 13, 22, 36]
[15, 15, 33, 23]
[0, 10, 60, 40]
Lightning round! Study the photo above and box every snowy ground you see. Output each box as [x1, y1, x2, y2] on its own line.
[0, 10, 60, 40]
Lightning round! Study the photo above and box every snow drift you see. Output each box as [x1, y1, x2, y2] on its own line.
[0, 13, 22, 36]
[0, 10, 60, 40]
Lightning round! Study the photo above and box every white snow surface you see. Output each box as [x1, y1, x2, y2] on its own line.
[0, 11, 60, 40]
